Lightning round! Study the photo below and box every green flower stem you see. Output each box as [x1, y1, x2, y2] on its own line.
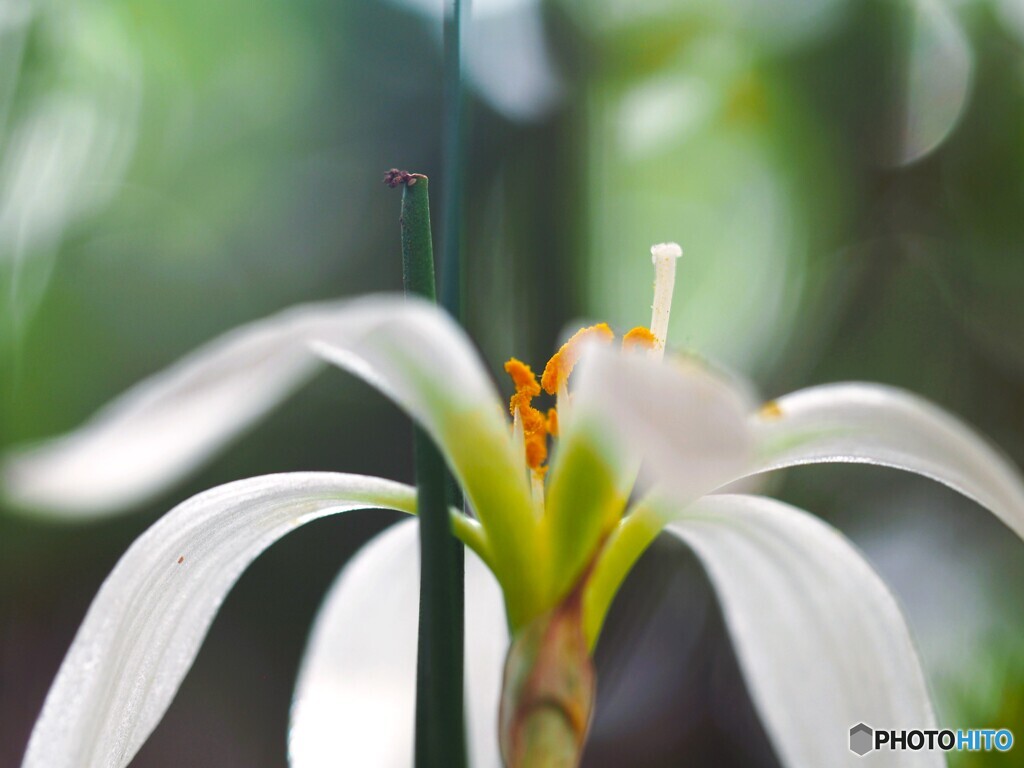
[440, 0, 466, 320]
[388, 170, 468, 768]
[413, 427, 466, 766]
[500, 577, 595, 768]
[441, 0, 467, 571]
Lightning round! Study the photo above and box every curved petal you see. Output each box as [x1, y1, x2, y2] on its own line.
[750, 383, 1024, 540]
[289, 519, 507, 768]
[667, 494, 942, 768]
[3, 297, 534, 545]
[20, 472, 418, 768]
[558, 345, 753, 507]
[555, 348, 752, 641]
[309, 298, 538, 604]
[899, 0, 972, 165]
[3, 308, 321, 516]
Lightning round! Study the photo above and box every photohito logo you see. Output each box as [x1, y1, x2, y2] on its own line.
[850, 723, 1014, 756]
[850, 724, 873, 756]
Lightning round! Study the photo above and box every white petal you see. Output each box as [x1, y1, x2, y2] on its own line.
[464, 556, 510, 768]
[21, 472, 418, 768]
[310, 299, 536, 577]
[898, 0, 972, 165]
[306, 297, 514, 477]
[3, 309, 321, 515]
[3, 296, 530, 528]
[667, 494, 942, 768]
[568, 346, 754, 504]
[751, 383, 1024, 540]
[289, 519, 507, 768]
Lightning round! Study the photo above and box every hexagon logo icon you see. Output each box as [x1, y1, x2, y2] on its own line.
[850, 723, 874, 756]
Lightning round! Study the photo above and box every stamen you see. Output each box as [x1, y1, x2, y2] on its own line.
[506, 357, 542, 400]
[504, 358, 551, 471]
[523, 423, 547, 469]
[540, 324, 614, 395]
[511, 407, 527, 476]
[622, 327, 657, 351]
[531, 469, 546, 509]
[649, 242, 683, 356]
[554, 379, 570, 429]
[546, 408, 559, 437]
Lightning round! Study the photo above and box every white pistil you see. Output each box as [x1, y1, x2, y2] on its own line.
[649, 242, 683, 358]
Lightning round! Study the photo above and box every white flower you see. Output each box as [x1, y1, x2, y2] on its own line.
[5, 244, 1023, 767]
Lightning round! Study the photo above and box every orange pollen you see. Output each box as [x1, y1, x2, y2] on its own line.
[622, 326, 657, 351]
[505, 358, 541, 400]
[504, 358, 550, 470]
[546, 408, 559, 437]
[540, 323, 614, 395]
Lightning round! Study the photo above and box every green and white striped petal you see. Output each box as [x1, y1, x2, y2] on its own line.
[667, 494, 942, 768]
[21, 472, 418, 768]
[750, 383, 1024, 540]
[289, 519, 507, 768]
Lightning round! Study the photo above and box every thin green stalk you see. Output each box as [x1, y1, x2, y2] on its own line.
[440, 0, 467, 319]
[441, 0, 469, 634]
[438, 4, 470, 760]
[385, 169, 468, 767]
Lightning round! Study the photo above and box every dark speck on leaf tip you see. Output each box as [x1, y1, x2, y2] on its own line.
[383, 168, 407, 188]
[383, 168, 427, 188]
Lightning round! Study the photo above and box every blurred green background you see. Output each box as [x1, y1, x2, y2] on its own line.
[1, 0, 1022, 765]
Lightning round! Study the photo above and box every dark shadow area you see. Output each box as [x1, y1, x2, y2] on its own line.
[584, 533, 782, 768]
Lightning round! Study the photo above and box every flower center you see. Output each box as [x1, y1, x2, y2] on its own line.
[504, 243, 683, 477]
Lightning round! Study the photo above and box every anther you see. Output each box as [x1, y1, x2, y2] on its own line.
[540, 324, 614, 396]
[505, 359, 550, 470]
[622, 327, 657, 351]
